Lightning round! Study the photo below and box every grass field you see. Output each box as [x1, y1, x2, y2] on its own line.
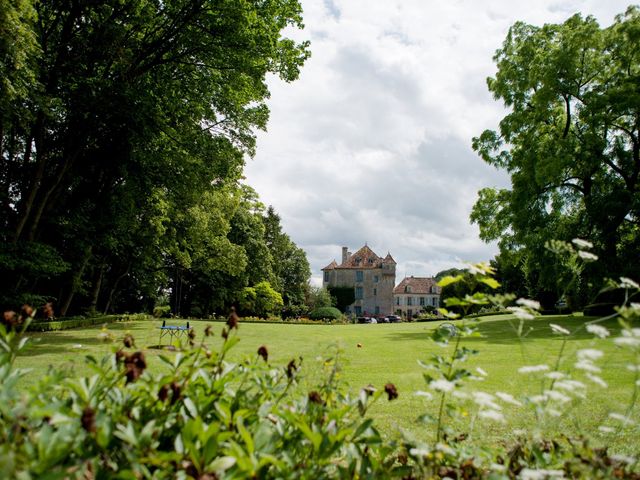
[13, 314, 640, 454]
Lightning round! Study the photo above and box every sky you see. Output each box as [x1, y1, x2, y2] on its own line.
[244, 0, 633, 286]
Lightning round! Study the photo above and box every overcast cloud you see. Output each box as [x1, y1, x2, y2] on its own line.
[244, 0, 633, 285]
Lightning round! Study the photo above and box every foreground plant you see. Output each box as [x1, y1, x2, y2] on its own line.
[0, 314, 399, 478]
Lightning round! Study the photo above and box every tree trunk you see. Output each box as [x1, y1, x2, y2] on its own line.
[88, 264, 105, 313]
[103, 263, 131, 314]
[59, 245, 92, 317]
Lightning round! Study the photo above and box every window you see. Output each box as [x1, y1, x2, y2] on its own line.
[420, 297, 425, 306]
[407, 297, 413, 306]
[396, 297, 400, 305]
[374, 275, 379, 283]
[324, 271, 329, 282]
[408, 309, 413, 318]
[373, 288, 377, 296]
[356, 270, 363, 282]
[405, 285, 411, 293]
[355, 306, 362, 315]
[375, 306, 380, 315]
[355, 286, 363, 299]
[432, 297, 437, 306]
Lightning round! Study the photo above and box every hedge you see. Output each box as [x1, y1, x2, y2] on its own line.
[26, 314, 150, 332]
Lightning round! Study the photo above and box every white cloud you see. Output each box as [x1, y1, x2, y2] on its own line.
[244, 0, 632, 286]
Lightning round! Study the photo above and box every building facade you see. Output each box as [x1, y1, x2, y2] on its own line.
[393, 276, 440, 319]
[322, 245, 396, 317]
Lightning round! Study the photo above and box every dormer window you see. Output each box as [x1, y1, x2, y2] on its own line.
[405, 286, 412, 293]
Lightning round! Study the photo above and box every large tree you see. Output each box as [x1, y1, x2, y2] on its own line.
[471, 7, 640, 307]
[0, 0, 310, 314]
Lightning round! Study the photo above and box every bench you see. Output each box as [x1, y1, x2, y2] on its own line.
[158, 320, 192, 345]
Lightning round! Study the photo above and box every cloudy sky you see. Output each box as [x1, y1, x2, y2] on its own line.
[244, 0, 633, 286]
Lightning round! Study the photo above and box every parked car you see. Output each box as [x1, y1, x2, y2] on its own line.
[357, 316, 373, 324]
[385, 315, 401, 323]
[378, 316, 390, 323]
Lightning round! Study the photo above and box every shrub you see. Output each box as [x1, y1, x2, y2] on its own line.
[153, 305, 172, 318]
[0, 317, 399, 478]
[308, 306, 343, 321]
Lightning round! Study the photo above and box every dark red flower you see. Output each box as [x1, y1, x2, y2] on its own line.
[123, 351, 147, 383]
[384, 383, 398, 401]
[123, 334, 135, 348]
[286, 359, 298, 379]
[257, 345, 268, 362]
[308, 391, 323, 405]
[81, 407, 96, 433]
[226, 307, 240, 330]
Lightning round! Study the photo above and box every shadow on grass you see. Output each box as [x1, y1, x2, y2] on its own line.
[18, 320, 162, 357]
[383, 315, 623, 345]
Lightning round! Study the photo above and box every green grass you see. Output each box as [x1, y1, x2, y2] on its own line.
[13, 314, 640, 453]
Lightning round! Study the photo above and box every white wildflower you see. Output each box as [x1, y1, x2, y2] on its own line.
[614, 337, 640, 348]
[544, 390, 571, 403]
[554, 380, 586, 392]
[479, 409, 505, 422]
[513, 429, 528, 436]
[550, 323, 570, 335]
[517, 298, 541, 310]
[586, 324, 610, 338]
[620, 277, 640, 289]
[572, 238, 593, 249]
[476, 367, 488, 377]
[545, 371, 566, 380]
[547, 408, 562, 417]
[508, 306, 535, 320]
[72, 344, 83, 349]
[496, 391, 522, 406]
[518, 364, 550, 374]
[435, 442, 456, 456]
[586, 373, 608, 388]
[430, 379, 456, 393]
[529, 394, 548, 404]
[611, 454, 636, 464]
[414, 390, 433, 400]
[473, 391, 501, 410]
[577, 349, 603, 361]
[409, 448, 430, 457]
[609, 413, 634, 425]
[520, 468, 565, 479]
[627, 364, 640, 372]
[452, 390, 469, 399]
[574, 360, 601, 373]
[598, 426, 615, 433]
[578, 251, 598, 261]
[490, 463, 507, 473]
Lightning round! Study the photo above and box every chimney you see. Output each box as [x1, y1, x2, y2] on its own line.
[342, 246, 348, 264]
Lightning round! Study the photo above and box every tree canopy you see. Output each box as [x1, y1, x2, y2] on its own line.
[0, 0, 311, 316]
[471, 6, 640, 307]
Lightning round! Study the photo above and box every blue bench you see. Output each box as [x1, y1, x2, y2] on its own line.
[158, 320, 192, 345]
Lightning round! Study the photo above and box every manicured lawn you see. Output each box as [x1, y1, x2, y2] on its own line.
[14, 314, 640, 453]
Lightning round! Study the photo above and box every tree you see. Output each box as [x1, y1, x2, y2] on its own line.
[471, 7, 640, 307]
[238, 281, 283, 317]
[0, 0, 310, 314]
[305, 286, 334, 312]
[262, 206, 311, 308]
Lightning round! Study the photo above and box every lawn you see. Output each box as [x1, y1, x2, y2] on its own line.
[13, 314, 640, 454]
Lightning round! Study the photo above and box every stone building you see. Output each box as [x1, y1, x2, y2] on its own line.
[393, 276, 440, 319]
[322, 245, 396, 316]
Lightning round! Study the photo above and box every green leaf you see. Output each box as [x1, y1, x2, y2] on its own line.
[438, 275, 464, 287]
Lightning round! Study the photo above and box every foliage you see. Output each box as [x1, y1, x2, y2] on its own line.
[327, 286, 356, 313]
[0, 0, 310, 317]
[3, 254, 640, 477]
[305, 286, 335, 312]
[0, 315, 401, 478]
[26, 315, 130, 332]
[238, 281, 284, 318]
[308, 307, 343, 321]
[262, 207, 311, 309]
[471, 6, 640, 308]
[153, 306, 172, 319]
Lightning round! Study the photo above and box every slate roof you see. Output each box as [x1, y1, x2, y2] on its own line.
[393, 276, 440, 294]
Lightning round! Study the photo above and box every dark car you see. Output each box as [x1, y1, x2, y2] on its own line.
[356, 316, 372, 324]
[385, 315, 401, 323]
